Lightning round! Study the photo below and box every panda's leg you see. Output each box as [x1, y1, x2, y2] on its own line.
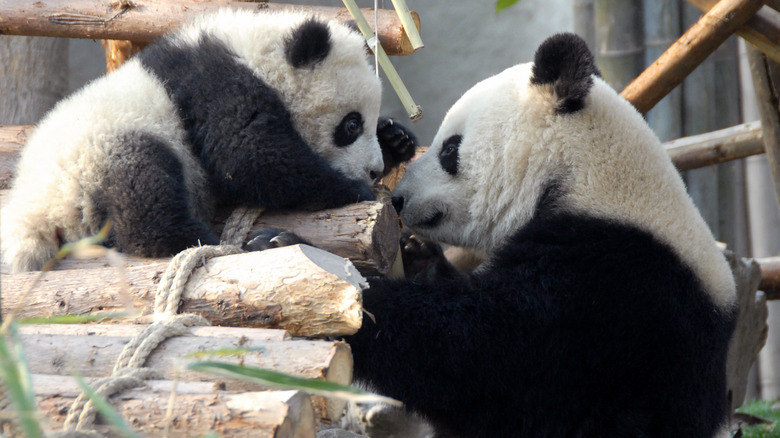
[103, 132, 219, 257]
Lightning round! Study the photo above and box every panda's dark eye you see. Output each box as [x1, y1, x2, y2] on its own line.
[439, 135, 462, 176]
[334, 112, 364, 147]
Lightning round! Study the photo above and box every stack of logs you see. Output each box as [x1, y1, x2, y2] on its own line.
[0, 2, 419, 436]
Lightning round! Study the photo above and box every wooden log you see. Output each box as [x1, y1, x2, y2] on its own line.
[18, 324, 352, 420]
[1, 245, 365, 337]
[757, 257, 780, 300]
[687, 0, 780, 64]
[102, 39, 146, 72]
[0, 0, 420, 56]
[621, 0, 764, 113]
[664, 121, 765, 171]
[27, 375, 315, 438]
[0, 124, 31, 189]
[724, 251, 768, 412]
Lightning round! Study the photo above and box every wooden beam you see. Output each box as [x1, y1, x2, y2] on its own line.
[757, 257, 780, 300]
[664, 121, 765, 171]
[687, 0, 780, 64]
[1, 245, 365, 337]
[0, 0, 421, 56]
[621, 0, 763, 113]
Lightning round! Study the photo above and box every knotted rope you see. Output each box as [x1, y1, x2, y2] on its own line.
[51, 207, 263, 436]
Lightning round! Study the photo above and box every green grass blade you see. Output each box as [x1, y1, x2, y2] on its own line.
[71, 370, 143, 438]
[188, 361, 401, 406]
[0, 325, 42, 438]
[19, 312, 127, 325]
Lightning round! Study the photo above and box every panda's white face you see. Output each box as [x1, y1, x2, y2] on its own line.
[394, 63, 555, 253]
[185, 11, 385, 184]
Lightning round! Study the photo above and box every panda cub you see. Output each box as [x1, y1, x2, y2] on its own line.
[346, 34, 737, 437]
[1, 10, 416, 273]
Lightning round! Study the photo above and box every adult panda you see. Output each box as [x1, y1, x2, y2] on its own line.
[346, 33, 736, 437]
[1, 9, 416, 273]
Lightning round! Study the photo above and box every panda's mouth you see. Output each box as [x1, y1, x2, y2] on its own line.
[416, 211, 443, 228]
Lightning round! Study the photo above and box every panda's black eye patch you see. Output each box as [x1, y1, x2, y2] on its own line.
[439, 135, 462, 176]
[334, 112, 364, 147]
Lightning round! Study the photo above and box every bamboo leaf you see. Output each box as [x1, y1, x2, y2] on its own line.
[188, 361, 402, 406]
[496, 0, 521, 13]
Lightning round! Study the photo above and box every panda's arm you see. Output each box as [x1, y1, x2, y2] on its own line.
[203, 118, 375, 211]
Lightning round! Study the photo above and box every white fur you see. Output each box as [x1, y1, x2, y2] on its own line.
[1, 62, 205, 273]
[395, 63, 736, 310]
[1, 10, 383, 273]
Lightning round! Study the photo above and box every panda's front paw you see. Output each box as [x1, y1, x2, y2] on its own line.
[244, 227, 312, 251]
[377, 117, 418, 176]
[400, 229, 456, 280]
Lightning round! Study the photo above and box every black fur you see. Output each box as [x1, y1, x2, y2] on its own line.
[531, 33, 601, 114]
[285, 18, 332, 68]
[138, 34, 374, 212]
[102, 132, 219, 256]
[346, 188, 735, 437]
[377, 117, 418, 175]
[439, 135, 462, 176]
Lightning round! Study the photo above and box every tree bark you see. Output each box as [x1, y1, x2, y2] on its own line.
[28, 376, 315, 438]
[1, 245, 365, 337]
[18, 324, 352, 421]
[621, 0, 764, 114]
[0, 0, 420, 56]
[687, 0, 780, 63]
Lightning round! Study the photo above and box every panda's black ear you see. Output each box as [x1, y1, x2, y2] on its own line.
[530, 33, 600, 114]
[285, 18, 331, 68]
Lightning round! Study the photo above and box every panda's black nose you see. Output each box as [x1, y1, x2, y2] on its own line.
[391, 196, 404, 214]
[370, 170, 380, 182]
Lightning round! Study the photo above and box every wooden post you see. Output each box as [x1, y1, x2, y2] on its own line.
[0, 0, 421, 56]
[102, 40, 146, 72]
[1, 245, 365, 337]
[747, 45, 780, 208]
[621, 0, 763, 114]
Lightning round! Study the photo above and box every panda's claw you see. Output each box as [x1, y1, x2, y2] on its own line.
[378, 116, 418, 175]
[244, 227, 312, 251]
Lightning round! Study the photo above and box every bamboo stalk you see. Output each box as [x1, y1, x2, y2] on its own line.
[594, 0, 645, 92]
[687, 0, 780, 63]
[342, 0, 422, 121]
[0, 0, 420, 56]
[621, 0, 764, 113]
[389, 0, 423, 50]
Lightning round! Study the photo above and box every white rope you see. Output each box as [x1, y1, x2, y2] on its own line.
[53, 207, 263, 436]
